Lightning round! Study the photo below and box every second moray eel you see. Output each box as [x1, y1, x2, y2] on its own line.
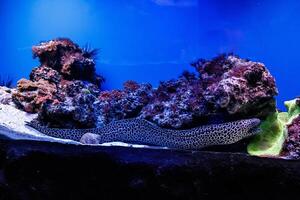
[26, 118, 260, 150]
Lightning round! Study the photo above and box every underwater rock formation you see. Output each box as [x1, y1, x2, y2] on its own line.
[140, 54, 278, 129]
[37, 80, 100, 128]
[30, 66, 62, 84]
[32, 38, 104, 86]
[282, 116, 300, 159]
[12, 38, 105, 127]
[280, 98, 300, 159]
[139, 72, 207, 129]
[94, 81, 153, 127]
[12, 39, 278, 130]
[38, 80, 152, 128]
[194, 54, 278, 118]
[12, 79, 57, 113]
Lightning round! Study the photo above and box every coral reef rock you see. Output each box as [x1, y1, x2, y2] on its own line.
[139, 72, 208, 129]
[30, 66, 62, 84]
[282, 115, 300, 159]
[32, 38, 104, 86]
[94, 81, 153, 127]
[195, 54, 278, 118]
[38, 80, 100, 128]
[12, 38, 106, 128]
[39, 80, 152, 128]
[140, 54, 278, 129]
[281, 98, 300, 159]
[12, 79, 57, 113]
[13, 40, 278, 130]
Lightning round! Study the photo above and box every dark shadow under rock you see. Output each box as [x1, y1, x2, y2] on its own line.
[0, 138, 299, 200]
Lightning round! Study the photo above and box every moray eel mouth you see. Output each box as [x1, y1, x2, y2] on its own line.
[247, 119, 261, 137]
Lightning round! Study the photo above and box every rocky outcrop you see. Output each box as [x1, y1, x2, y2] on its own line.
[94, 81, 153, 127]
[37, 80, 100, 128]
[280, 98, 300, 159]
[139, 72, 208, 129]
[32, 54, 274, 130]
[30, 66, 62, 84]
[12, 38, 104, 127]
[18, 43, 153, 128]
[36, 80, 152, 128]
[196, 54, 278, 119]
[32, 38, 104, 86]
[11, 38, 278, 130]
[282, 115, 300, 159]
[12, 79, 57, 113]
[139, 54, 278, 129]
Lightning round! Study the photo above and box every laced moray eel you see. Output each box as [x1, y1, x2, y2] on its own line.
[26, 118, 260, 150]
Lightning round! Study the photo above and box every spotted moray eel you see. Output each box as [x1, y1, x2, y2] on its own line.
[26, 118, 260, 149]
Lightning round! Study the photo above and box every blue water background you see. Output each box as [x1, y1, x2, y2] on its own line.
[0, 0, 299, 110]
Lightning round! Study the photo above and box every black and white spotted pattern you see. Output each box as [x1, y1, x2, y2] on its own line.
[26, 118, 260, 150]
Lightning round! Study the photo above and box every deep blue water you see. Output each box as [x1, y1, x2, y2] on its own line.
[0, 0, 299, 110]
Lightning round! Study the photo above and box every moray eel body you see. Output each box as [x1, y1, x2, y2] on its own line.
[26, 118, 260, 150]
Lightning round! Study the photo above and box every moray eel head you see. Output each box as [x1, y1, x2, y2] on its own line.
[240, 118, 261, 139]
[210, 118, 261, 146]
